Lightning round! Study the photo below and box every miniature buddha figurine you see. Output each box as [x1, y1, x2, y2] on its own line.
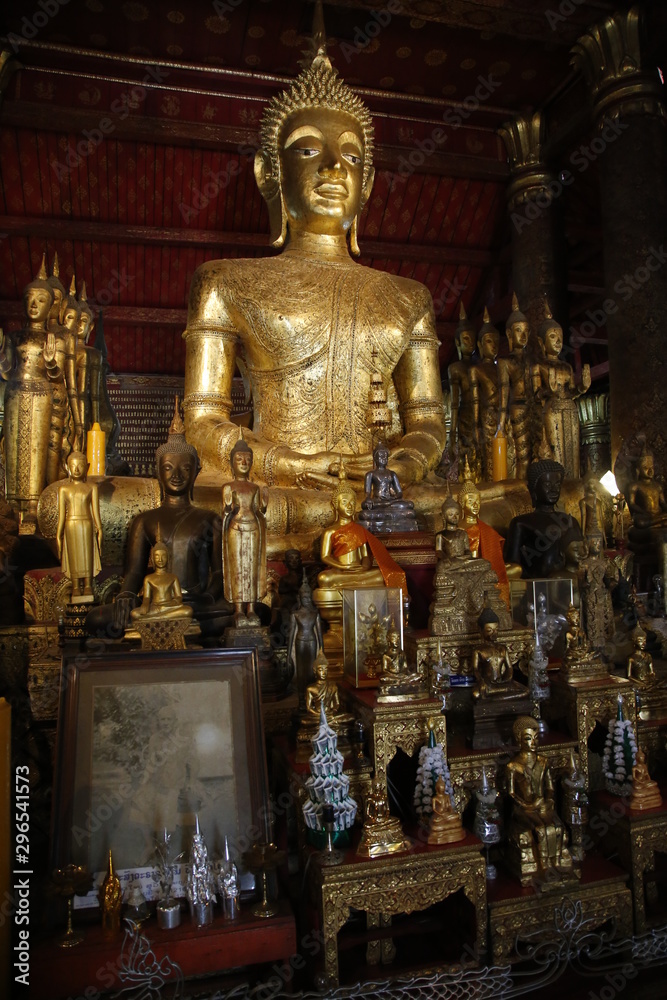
[427, 776, 466, 845]
[498, 294, 538, 480]
[504, 459, 584, 579]
[531, 300, 590, 479]
[471, 308, 504, 483]
[435, 494, 473, 563]
[579, 476, 607, 548]
[627, 445, 667, 530]
[73, 282, 102, 449]
[505, 716, 576, 887]
[60, 276, 84, 454]
[46, 255, 76, 484]
[130, 530, 194, 622]
[183, 19, 446, 496]
[85, 400, 232, 637]
[288, 575, 324, 710]
[357, 442, 418, 534]
[316, 476, 405, 592]
[377, 620, 427, 702]
[627, 626, 658, 686]
[458, 462, 514, 604]
[562, 603, 606, 681]
[443, 302, 479, 478]
[579, 532, 617, 650]
[56, 450, 102, 603]
[0, 256, 60, 531]
[471, 607, 528, 702]
[629, 749, 663, 811]
[357, 777, 411, 857]
[222, 432, 269, 626]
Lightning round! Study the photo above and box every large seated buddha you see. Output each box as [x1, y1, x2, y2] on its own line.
[183, 41, 446, 500]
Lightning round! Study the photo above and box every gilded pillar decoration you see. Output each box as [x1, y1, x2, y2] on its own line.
[577, 393, 611, 476]
[571, 7, 667, 473]
[498, 112, 567, 336]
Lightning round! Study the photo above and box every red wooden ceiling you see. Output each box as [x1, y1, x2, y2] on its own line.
[0, 0, 622, 376]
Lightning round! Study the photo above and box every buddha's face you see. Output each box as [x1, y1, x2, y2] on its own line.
[639, 455, 654, 480]
[478, 332, 499, 361]
[49, 287, 63, 323]
[335, 490, 357, 519]
[443, 503, 460, 528]
[534, 470, 562, 506]
[232, 448, 253, 477]
[24, 285, 53, 323]
[463, 489, 481, 519]
[387, 630, 400, 651]
[314, 661, 327, 680]
[635, 633, 647, 651]
[542, 323, 563, 357]
[78, 313, 92, 342]
[285, 550, 301, 571]
[158, 452, 196, 497]
[509, 320, 529, 349]
[279, 108, 365, 236]
[481, 621, 498, 641]
[62, 306, 79, 333]
[153, 546, 169, 569]
[67, 453, 87, 479]
[568, 608, 580, 629]
[457, 329, 476, 358]
[588, 537, 602, 556]
[519, 724, 538, 752]
[374, 447, 388, 469]
[566, 540, 586, 565]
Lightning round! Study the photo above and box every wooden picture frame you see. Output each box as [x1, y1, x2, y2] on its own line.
[52, 647, 270, 895]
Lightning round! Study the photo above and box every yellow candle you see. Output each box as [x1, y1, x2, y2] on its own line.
[492, 425, 508, 481]
[0, 699, 10, 994]
[86, 421, 106, 476]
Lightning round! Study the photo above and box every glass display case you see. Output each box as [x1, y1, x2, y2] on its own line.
[342, 587, 403, 687]
[510, 578, 574, 660]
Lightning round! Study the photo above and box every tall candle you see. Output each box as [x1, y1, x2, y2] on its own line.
[87, 421, 106, 476]
[492, 425, 508, 482]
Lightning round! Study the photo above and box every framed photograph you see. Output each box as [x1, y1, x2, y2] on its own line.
[52, 647, 270, 900]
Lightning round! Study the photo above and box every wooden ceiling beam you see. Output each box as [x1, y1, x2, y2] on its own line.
[0, 215, 497, 268]
[0, 301, 187, 326]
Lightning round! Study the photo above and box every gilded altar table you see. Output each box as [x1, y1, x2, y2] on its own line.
[308, 832, 487, 987]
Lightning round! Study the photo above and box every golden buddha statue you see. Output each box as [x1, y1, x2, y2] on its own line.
[222, 432, 268, 626]
[579, 532, 616, 651]
[505, 716, 576, 887]
[498, 294, 538, 480]
[627, 626, 657, 686]
[629, 749, 663, 811]
[458, 464, 514, 605]
[183, 25, 446, 496]
[60, 276, 84, 455]
[56, 451, 102, 604]
[471, 608, 528, 702]
[427, 776, 465, 845]
[627, 445, 667, 531]
[130, 529, 194, 622]
[471, 308, 504, 482]
[435, 494, 473, 563]
[357, 777, 411, 858]
[74, 282, 102, 450]
[46, 254, 77, 484]
[531, 301, 590, 479]
[0, 256, 60, 531]
[444, 303, 479, 478]
[306, 651, 342, 717]
[377, 619, 427, 702]
[561, 602, 606, 681]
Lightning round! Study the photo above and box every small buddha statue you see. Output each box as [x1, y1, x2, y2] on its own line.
[470, 308, 503, 482]
[458, 461, 515, 604]
[471, 608, 528, 702]
[435, 494, 473, 563]
[531, 300, 590, 479]
[442, 302, 479, 479]
[629, 749, 663, 811]
[46, 254, 77, 485]
[627, 446, 667, 531]
[357, 442, 418, 534]
[504, 459, 584, 579]
[60, 275, 84, 457]
[561, 602, 606, 681]
[579, 532, 617, 651]
[427, 776, 466, 845]
[74, 282, 102, 449]
[505, 716, 576, 887]
[627, 626, 657, 686]
[377, 620, 428, 702]
[130, 530, 193, 622]
[288, 575, 324, 711]
[222, 431, 269, 626]
[357, 778, 411, 858]
[297, 650, 354, 757]
[56, 450, 103, 604]
[498, 294, 538, 480]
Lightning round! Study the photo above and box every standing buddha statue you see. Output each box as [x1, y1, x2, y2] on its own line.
[221, 432, 268, 626]
[0, 256, 60, 531]
[445, 302, 479, 478]
[498, 294, 538, 480]
[46, 254, 76, 484]
[183, 19, 446, 494]
[60, 276, 84, 454]
[532, 300, 590, 479]
[470, 308, 503, 482]
[75, 282, 102, 450]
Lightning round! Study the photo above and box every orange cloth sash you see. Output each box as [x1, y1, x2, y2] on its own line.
[465, 519, 510, 607]
[331, 522, 407, 593]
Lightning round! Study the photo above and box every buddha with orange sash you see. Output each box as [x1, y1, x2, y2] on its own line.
[458, 461, 514, 606]
[318, 476, 407, 594]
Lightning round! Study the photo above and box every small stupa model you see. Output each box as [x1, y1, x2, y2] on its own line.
[302, 704, 357, 844]
[413, 718, 455, 823]
[602, 697, 638, 798]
